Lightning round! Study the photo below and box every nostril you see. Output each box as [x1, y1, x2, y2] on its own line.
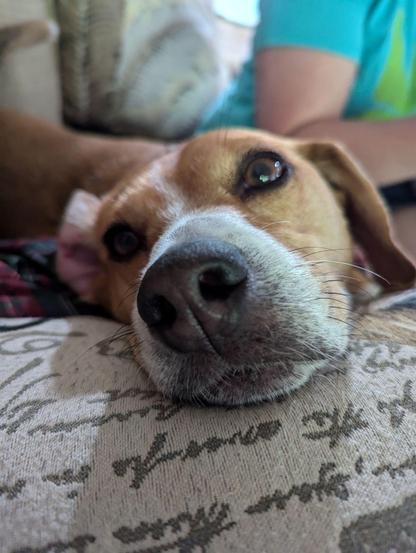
[138, 294, 177, 328]
[198, 267, 247, 302]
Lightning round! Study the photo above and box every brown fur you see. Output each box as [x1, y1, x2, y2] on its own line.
[92, 131, 351, 320]
[0, 110, 414, 325]
[0, 109, 170, 237]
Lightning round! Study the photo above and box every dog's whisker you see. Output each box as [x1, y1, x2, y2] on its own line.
[289, 246, 348, 252]
[328, 306, 353, 312]
[257, 220, 290, 231]
[298, 248, 350, 259]
[299, 340, 342, 366]
[314, 290, 351, 298]
[302, 259, 390, 284]
[327, 315, 361, 332]
[54, 324, 135, 375]
[320, 276, 361, 284]
[313, 297, 351, 307]
[117, 288, 139, 310]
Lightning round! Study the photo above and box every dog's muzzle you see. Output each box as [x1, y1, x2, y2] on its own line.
[137, 239, 248, 354]
[132, 208, 350, 406]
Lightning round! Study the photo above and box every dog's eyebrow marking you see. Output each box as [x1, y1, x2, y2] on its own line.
[161, 197, 188, 224]
[140, 159, 191, 224]
[111, 158, 189, 227]
[144, 161, 169, 189]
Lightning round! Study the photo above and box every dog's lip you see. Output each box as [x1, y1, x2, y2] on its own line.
[182, 371, 304, 406]
[161, 347, 338, 405]
[170, 360, 293, 403]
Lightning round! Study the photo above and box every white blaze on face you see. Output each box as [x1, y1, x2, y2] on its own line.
[132, 207, 350, 405]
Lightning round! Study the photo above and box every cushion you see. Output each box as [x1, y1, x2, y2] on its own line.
[55, 0, 225, 139]
[1, 294, 416, 552]
[0, 0, 61, 123]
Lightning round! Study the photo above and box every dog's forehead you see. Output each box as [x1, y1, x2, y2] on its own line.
[170, 129, 304, 198]
[101, 129, 296, 202]
[96, 160, 176, 234]
[178, 128, 300, 171]
[96, 128, 319, 235]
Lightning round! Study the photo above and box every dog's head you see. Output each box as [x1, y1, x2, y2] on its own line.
[57, 129, 415, 405]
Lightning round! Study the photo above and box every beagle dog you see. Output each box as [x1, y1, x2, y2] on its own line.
[1, 110, 414, 405]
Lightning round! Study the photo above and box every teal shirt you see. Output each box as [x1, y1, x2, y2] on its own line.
[201, 0, 416, 130]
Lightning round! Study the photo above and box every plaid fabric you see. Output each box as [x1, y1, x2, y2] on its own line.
[1, 239, 414, 320]
[0, 239, 106, 318]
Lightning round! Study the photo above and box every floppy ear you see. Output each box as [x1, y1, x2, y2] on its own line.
[56, 190, 102, 301]
[298, 141, 415, 291]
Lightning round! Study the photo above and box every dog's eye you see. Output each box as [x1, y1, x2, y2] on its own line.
[103, 223, 144, 262]
[239, 152, 290, 196]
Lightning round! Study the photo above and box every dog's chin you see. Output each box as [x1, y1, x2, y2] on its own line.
[132, 337, 337, 406]
[179, 362, 324, 406]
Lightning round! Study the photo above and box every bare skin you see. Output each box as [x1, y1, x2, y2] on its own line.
[255, 48, 416, 261]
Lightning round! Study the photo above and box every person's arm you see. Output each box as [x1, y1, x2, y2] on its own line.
[255, 48, 416, 187]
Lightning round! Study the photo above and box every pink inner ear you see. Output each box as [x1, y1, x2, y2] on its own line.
[56, 223, 101, 300]
[353, 245, 369, 269]
[56, 190, 102, 300]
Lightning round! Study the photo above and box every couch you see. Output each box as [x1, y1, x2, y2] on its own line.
[1, 2, 415, 552]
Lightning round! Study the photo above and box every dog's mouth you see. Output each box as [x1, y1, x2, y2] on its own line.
[184, 358, 328, 406]
[131, 328, 342, 406]
[131, 260, 349, 405]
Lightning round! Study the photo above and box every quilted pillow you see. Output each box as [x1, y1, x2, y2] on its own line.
[55, 0, 225, 139]
[0, 0, 61, 122]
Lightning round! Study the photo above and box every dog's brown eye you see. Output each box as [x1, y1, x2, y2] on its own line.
[103, 223, 144, 262]
[239, 152, 290, 196]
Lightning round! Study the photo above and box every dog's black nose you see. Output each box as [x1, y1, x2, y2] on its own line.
[137, 239, 248, 353]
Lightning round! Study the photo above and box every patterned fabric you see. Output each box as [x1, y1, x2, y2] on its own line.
[1, 294, 416, 552]
[0, 239, 105, 318]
